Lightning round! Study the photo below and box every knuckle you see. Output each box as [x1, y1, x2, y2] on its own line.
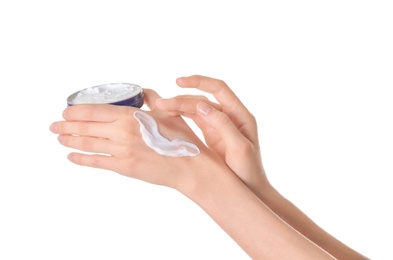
[116, 123, 134, 141]
[236, 140, 254, 156]
[117, 107, 134, 122]
[76, 122, 89, 135]
[79, 138, 94, 151]
[164, 98, 185, 111]
[215, 112, 231, 127]
[168, 111, 181, 117]
[178, 100, 190, 111]
[216, 79, 227, 86]
[216, 79, 228, 90]
[82, 106, 96, 120]
[89, 156, 102, 168]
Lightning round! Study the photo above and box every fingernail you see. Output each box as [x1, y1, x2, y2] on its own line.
[50, 123, 58, 133]
[197, 102, 212, 116]
[57, 135, 63, 142]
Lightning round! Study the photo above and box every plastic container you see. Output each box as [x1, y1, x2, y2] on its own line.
[67, 83, 144, 108]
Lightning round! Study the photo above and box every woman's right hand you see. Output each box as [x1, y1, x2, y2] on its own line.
[155, 75, 270, 195]
[156, 75, 369, 260]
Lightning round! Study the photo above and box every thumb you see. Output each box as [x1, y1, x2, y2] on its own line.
[143, 88, 162, 111]
[196, 102, 245, 150]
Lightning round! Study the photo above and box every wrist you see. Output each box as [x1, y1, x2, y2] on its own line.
[173, 153, 334, 260]
[175, 150, 234, 202]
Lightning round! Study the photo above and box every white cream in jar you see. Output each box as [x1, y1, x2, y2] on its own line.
[67, 83, 144, 108]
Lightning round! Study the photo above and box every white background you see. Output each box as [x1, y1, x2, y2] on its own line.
[1, 1, 392, 259]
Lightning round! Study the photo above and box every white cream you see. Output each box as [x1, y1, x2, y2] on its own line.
[72, 83, 141, 104]
[133, 111, 200, 157]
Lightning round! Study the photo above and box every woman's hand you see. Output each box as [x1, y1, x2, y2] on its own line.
[155, 75, 369, 260]
[155, 75, 269, 194]
[49, 88, 210, 190]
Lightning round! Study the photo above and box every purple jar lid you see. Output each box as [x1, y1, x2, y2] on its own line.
[67, 83, 144, 108]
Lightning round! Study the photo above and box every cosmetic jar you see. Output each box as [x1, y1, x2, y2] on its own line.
[67, 83, 144, 108]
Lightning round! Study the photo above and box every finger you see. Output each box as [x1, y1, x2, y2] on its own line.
[196, 101, 247, 150]
[142, 88, 162, 110]
[57, 134, 119, 155]
[176, 75, 247, 114]
[63, 104, 131, 122]
[176, 75, 254, 131]
[155, 96, 221, 115]
[51, 121, 116, 139]
[67, 152, 116, 172]
[165, 110, 195, 118]
[165, 94, 210, 100]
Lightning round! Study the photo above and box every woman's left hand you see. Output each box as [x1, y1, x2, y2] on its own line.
[49, 88, 209, 190]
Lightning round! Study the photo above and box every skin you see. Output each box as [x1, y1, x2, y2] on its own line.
[155, 75, 369, 260]
[50, 88, 336, 259]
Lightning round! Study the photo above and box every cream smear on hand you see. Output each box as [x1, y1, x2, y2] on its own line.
[133, 111, 200, 157]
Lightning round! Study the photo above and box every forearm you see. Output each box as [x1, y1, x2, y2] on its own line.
[154, 75, 367, 258]
[255, 184, 369, 259]
[180, 156, 335, 259]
